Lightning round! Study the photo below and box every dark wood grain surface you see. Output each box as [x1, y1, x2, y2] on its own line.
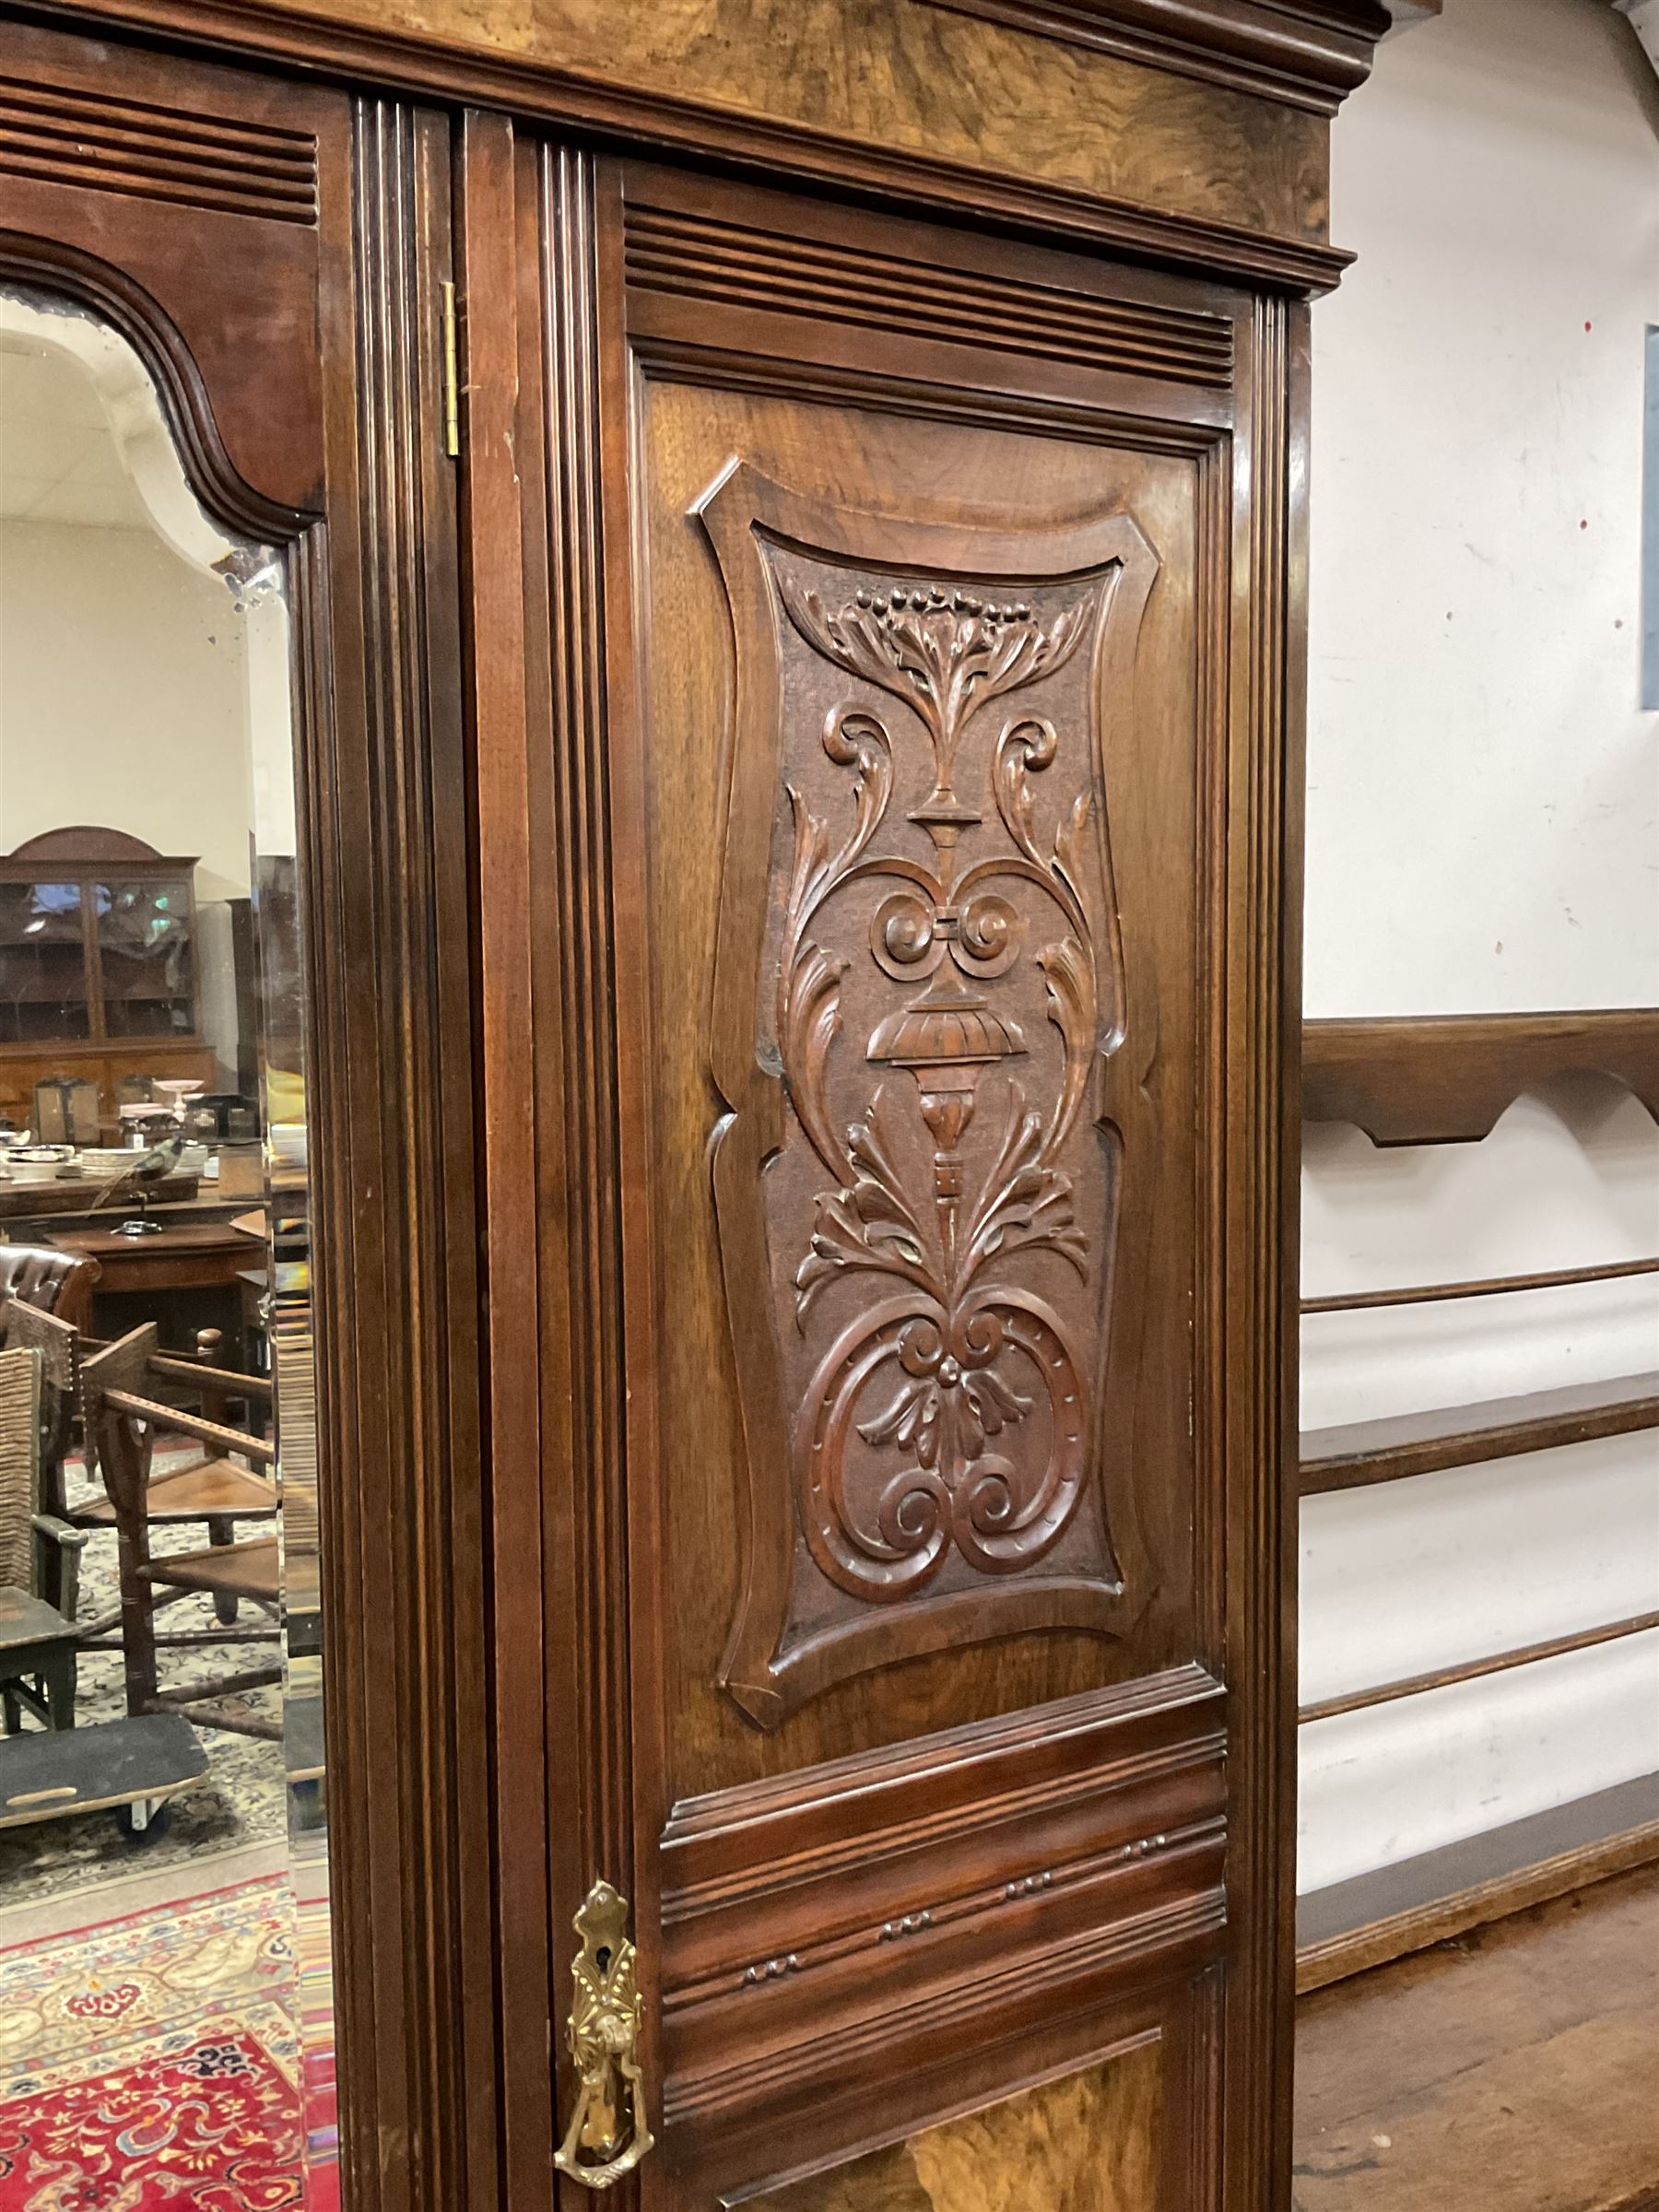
[19, 0, 1382, 292]
[0, 17, 328, 525]
[309, 94, 498, 2212]
[467, 116, 1312, 2203]
[48, 1220, 251, 1294]
[1, 20, 505, 2201]
[917, 0, 1390, 111]
[1294, 1862, 1659, 2212]
[2, 0, 1384, 2199]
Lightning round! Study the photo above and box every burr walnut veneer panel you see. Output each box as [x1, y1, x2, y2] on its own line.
[747, 2032, 1166, 2209]
[24, 0, 1383, 286]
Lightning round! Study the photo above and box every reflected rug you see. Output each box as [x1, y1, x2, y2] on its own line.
[0, 1872, 335, 2209]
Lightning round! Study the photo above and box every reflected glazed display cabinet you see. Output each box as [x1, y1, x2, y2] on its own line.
[0, 1, 1389, 2206]
[0, 827, 213, 1128]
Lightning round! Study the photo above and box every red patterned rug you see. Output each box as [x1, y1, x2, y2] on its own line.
[0, 1873, 335, 2210]
[0, 2024, 302, 2208]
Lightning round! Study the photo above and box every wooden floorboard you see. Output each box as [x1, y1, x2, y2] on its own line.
[1293, 1862, 1659, 2211]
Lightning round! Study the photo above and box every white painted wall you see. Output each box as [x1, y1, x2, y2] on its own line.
[1306, 0, 1659, 1018]
[0, 295, 300, 1102]
[0, 518, 254, 902]
[1298, 0, 1659, 1896]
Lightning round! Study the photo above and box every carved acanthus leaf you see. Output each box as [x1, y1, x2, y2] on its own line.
[794, 1092, 939, 1319]
[961, 1363, 1031, 1439]
[1038, 935, 1096, 1163]
[783, 781, 833, 947]
[857, 1357, 1034, 1469]
[994, 714, 1056, 867]
[778, 714, 899, 1182]
[782, 943, 851, 1181]
[994, 716, 1090, 946]
[1052, 793, 1094, 937]
[959, 1088, 1088, 1289]
[858, 1374, 942, 1466]
[778, 573, 1089, 780]
[820, 706, 893, 872]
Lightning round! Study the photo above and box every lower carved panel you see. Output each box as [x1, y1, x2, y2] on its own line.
[742, 2037, 1162, 2211]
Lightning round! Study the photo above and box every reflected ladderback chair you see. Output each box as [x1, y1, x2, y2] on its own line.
[0, 1297, 80, 1536]
[84, 1324, 282, 1741]
[1, 1302, 278, 1634]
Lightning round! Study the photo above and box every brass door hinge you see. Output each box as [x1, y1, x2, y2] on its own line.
[440, 279, 460, 459]
[555, 1880, 654, 2190]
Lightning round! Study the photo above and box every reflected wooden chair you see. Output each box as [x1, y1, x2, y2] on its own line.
[0, 1343, 86, 1732]
[84, 1323, 282, 1742]
[0, 1300, 80, 1609]
[6, 1305, 279, 1634]
[81, 1324, 275, 1526]
[0, 1255, 100, 1590]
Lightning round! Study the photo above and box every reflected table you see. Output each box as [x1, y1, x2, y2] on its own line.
[47, 1218, 256, 1355]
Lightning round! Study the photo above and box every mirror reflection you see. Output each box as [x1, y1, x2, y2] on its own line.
[0, 288, 334, 2206]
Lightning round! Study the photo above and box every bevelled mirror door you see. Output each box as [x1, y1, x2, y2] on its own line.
[0, 278, 338, 2202]
[0, 20, 488, 2204]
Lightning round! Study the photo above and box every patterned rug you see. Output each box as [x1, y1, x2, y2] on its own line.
[0, 2029, 301, 2208]
[0, 1872, 335, 2209]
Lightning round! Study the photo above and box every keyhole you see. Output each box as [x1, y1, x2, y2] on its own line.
[594, 1946, 612, 1973]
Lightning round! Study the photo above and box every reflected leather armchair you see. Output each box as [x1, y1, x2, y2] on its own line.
[0, 1243, 99, 1335]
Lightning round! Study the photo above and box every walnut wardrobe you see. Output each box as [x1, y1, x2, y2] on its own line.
[0, 3, 1388, 2206]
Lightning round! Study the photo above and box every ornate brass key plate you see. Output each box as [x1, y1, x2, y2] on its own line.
[555, 1879, 654, 2191]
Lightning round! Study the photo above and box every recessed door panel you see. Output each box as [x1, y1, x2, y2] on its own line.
[636, 379, 1208, 1800]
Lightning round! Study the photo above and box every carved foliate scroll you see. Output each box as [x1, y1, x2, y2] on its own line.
[700, 468, 1159, 1725]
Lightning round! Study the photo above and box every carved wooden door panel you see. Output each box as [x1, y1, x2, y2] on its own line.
[474, 127, 1302, 2211]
